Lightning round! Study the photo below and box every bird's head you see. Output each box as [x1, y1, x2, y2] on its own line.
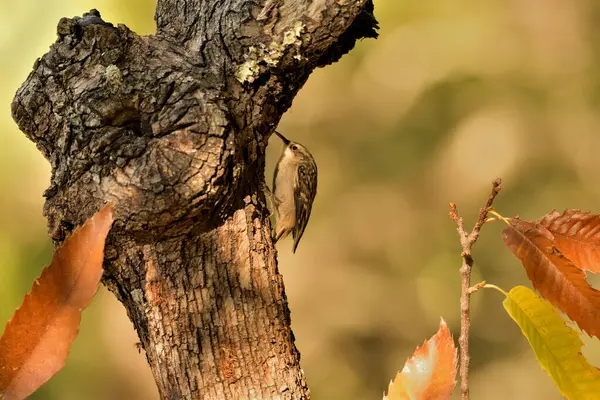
[274, 131, 313, 163]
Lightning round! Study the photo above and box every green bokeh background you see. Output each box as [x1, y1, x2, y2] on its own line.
[2, 1, 600, 399]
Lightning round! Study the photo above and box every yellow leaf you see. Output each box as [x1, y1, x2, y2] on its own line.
[503, 285, 600, 400]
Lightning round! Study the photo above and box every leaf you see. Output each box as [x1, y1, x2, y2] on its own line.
[502, 285, 600, 400]
[540, 209, 600, 274]
[502, 218, 600, 338]
[0, 203, 115, 400]
[383, 318, 457, 400]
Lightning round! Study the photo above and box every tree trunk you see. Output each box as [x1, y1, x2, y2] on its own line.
[11, 1, 378, 399]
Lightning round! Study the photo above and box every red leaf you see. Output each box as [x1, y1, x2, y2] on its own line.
[0, 204, 115, 400]
[540, 209, 600, 273]
[384, 318, 457, 400]
[502, 218, 600, 338]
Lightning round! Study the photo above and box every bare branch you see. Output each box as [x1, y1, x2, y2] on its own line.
[449, 178, 502, 400]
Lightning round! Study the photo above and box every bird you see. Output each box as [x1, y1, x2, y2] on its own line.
[268, 131, 318, 253]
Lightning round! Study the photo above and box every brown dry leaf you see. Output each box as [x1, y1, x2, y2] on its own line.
[502, 218, 600, 338]
[540, 209, 600, 274]
[0, 203, 115, 400]
[383, 318, 457, 400]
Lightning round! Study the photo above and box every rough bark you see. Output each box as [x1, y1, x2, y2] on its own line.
[11, 1, 378, 399]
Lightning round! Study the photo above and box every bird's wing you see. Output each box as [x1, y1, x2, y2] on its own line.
[292, 161, 318, 253]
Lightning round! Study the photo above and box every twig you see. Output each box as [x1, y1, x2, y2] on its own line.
[448, 178, 502, 400]
[468, 281, 487, 294]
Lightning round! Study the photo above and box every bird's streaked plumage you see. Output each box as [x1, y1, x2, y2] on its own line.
[271, 131, 318, 253]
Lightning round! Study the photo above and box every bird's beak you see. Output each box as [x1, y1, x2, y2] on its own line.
[274, 131, 290, 145]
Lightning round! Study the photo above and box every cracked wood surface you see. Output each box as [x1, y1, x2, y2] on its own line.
[11, 1, 378, 398]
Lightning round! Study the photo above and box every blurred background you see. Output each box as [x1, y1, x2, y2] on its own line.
[2, 0, 600, 398]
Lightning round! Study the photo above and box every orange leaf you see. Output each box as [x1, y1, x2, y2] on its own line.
[502, 218, 600, 338]
[539, 209, 600, 273]
[384, 318, 457, 400]
[0, 203, 115, 400]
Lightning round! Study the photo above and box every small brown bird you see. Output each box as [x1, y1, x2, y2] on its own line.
[270, 131, 318, 253]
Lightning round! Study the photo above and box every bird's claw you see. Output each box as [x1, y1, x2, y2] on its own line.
[261, 182, 281, 212]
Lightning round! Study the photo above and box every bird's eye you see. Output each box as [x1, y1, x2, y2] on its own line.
[291, 145, 298, 151]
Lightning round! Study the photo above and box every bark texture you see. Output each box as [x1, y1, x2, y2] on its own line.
[11, 1, 378, 399]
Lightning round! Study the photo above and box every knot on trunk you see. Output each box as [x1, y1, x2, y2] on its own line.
[12, 10, 245, 242]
